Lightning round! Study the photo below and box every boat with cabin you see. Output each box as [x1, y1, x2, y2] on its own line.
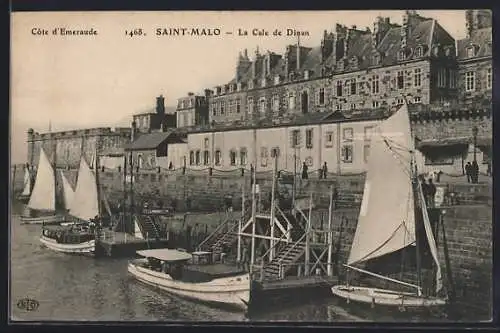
[20, 148, 68, 225]
[331, 103, 448, 316]
[128, 248, 251, 311]
[40, 155, 102, 254]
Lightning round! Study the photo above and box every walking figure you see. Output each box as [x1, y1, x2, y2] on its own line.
[471, 160, 479, 184]
[322, 162, 328, 179]
[427, 179, 437, 208]
[301, 162, 309, 180]
[421, 177, 429, 206]
[465, 162, 472, 183]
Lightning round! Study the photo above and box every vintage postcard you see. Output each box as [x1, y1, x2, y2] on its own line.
[10, 10, 492, 323]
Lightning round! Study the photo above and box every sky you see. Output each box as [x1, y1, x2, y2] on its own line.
[11, 10, 468, 164]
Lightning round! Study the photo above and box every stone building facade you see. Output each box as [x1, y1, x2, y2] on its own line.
[207, 11, 458, 126]
[176, 92, 210, 128]
[132, 95, 177, 133]
[27, 127, 132, 170]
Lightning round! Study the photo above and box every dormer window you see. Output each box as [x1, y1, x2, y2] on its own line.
[466, 45, 476, 58]
[415, 46, 423, 58]
[304, 70, 309, 80]
[274, 75, 280, 85]
[261, 78, 266, 88]
[350, 56, 359, 69]
[337, 59, 345, 71]
[248, 80, 254, 90]
[398, 50, 406, 61]
[371, 53, 380, 66]
[229, 84, 234, 93]
[237, 82, 242, 91]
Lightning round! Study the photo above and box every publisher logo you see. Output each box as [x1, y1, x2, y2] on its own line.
[16, 298, 39, 312]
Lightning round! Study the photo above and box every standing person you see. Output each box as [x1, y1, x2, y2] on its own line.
[487, 160, 492, 177]
[420, 177, 429, 206]
[427, 179, 437, 208]
[322, 162, 328, 179]
[240, 241, 249, 272]
[301, 162, 309, 180]
[465, 162, 472, 183]
[472, 160, 479, 184]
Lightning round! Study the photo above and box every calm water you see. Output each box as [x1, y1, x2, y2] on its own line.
[10, 203, 452, 323]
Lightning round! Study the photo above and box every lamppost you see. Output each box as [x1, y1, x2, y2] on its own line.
[472, 126, 478, 163]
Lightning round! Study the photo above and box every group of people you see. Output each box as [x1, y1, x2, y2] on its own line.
[301, 161, 329, 180]
[465, 161, 480, 184]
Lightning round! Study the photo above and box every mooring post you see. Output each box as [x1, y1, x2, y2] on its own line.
[327, 185, 334, 276]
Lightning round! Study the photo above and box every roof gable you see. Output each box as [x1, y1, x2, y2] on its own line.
[126, 131, 184, 151]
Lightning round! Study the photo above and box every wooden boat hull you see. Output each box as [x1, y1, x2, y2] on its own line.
[128, 260, 250, 311]
[40, 235, 95, 255]
[331, 285, 447, 313]
[20, 214, 66, 225]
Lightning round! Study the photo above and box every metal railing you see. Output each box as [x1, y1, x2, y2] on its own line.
[196, 211, 239, 251]
[254, 232, 290, 266]
[211, 219, 240, 252]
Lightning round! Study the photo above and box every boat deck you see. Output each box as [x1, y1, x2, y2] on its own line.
[257, 275, 338, 291]
[99, 231, 146, 245]
[186, 263, 244, 276]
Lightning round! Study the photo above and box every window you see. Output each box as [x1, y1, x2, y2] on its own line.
[372, 53, 380, 66]
[248, 80, 254, 89]
[137, 154, 144, 169]
[204, 138, 209, 149]
[487, 68, 492, 89]
[240, 148, 247, 165]
[259, 97, 266, 114]
[261, 78, 266, 88]
[336, 104, 342, 111]
[203, 151, 210, 165]
[343, 128, 353, 141]
[364, 126, 373, 141]
[189, 99, 193, 107]
[189, 151, 195, 165]
[465, 71, 475, 92]
[272, 95, 280, 112]
[305, 129, 313, 149]
[228, 100, 234, 114]
[211, 102, 216, 116]
[288, 93, 296, 109]
[372, 101, 380, 108]
[325, 131, 334, 148]
[415, 46, 423, 58]
[466, 46, 476, 58]
[372, 75, 380, 94]
[350, 79, 357, 95]
[237, 82, 242, 91]
[350, 103, 356, 110]
[260, 147, 268, 167]
[336, 81, 343, 97]
[398, 50, 406, 61]
[195, 150, 201, 165]
[397, 71, 404, 89]
[414, 68, 422, 87]
[291, 130, 301, 147]
[247, 97, 254, 114]
[214, 150, 222, 166]
[342, 145, 353, 163]
[274, 75, 280, 85]
[318, 88, 325, 105]
[304, 70, 309, 80]
[449, 70, 457, 89]
[396, 98, 404, 105]
[362, 145, 370, 163]
[236, 98, 241, 113]
[229, 150, 237, 166]
[437, 68, 446, 88]
[413, 96, 422, 104]
[271, 147, 280, 158]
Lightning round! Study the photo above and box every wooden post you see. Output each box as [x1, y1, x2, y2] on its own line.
[327, 185, 334, 276]
[237, 184, 244, 262]
[270, 154, 277, 261]
[305, 192, 313, 276]
[122, 154, 127, 233]
[250, 167, 257, 266]
[292, 149, 297, 210]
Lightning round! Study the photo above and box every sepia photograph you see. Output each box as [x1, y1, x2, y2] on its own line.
[9, 9, 492, 323]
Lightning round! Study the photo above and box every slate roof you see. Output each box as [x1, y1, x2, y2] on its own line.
[457, 27, 492, 60]
[222, 13, 451, 87]
[125, 131, 184, 151]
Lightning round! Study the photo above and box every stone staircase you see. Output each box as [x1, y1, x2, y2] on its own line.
[135, 214, 162, 240]
[261, 241, 306, 281]
[444, 183, 492, 206]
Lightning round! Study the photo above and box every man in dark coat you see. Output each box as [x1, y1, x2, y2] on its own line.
[322, 162, 328, 179]
[421, 178, 429, 206]
[427, 179, 437, 208]
[465, 162, 472, 183]
[301, 162, 308, 179]
[471, 160, 479, 183]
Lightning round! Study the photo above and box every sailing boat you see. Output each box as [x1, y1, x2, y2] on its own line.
[20, 148, 66, 225]
[16, 166, 32, 202]
[40, 155, 100, 254]
[331, 103, 447, 314]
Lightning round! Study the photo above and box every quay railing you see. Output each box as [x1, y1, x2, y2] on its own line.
[196, 211, 240, 252]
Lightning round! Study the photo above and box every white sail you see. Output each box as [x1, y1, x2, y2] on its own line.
[348, 103, 416, 265]
[134, 218, 144, 239]
[28, 149, 55, 211]
[69, 157, 99, 221]
[21, 168, 31, 196]
[417, 181, 443, 294]
[60, 170, 75, 210]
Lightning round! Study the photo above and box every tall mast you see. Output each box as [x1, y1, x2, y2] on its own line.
[95, 142, 102, 219]
[410, 151, 422, 296]
[53, 135, 58, 211]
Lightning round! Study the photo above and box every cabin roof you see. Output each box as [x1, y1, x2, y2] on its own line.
[125, 131, 184, 151]
[137, 249, 192, 262]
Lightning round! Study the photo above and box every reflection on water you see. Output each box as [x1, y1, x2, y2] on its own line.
[9, 202, 457, 323]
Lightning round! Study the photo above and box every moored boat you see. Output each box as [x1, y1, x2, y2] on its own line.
[331, 103, 448, 317]
[128, 248, 250, 312]
[40, 155, 100, 255]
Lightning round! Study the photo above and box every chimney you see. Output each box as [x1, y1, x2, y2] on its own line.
[131, 121, 137, 142]
[187, 92, 194, 96]
[466, 9, 492, 37]
[321, 30, 335, 63]
[372, 17, 391, 49]
[296, 38, 301, 70]
[156, 95, 165, 115]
